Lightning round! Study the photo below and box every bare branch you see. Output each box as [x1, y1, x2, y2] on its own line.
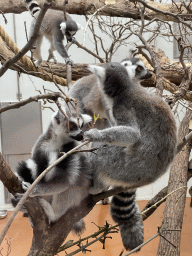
[73, 39, 105, 63]
[1, 0, 191, 24]
[123, 232, 160, 256]
[166, 65, 192, 108]
[0, 92, 65, 114]
[0, 153, 22, 195]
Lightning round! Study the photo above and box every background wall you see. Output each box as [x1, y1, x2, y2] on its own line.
[0, 9, 190, 210]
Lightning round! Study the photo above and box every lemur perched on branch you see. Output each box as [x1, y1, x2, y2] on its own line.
[25, 0, 83, 66]
[81, 62, 177, 251]
[12, 108, 92, 234]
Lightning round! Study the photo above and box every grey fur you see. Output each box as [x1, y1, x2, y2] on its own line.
[110, 189, 143, 251]
[13, 109, 92, 234]
[83, 62, 177, 250]
[25, 0, 83, 66]
[69, 57, 152, 129]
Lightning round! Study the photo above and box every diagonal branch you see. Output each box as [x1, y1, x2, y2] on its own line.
[0, 153, 23, 195]
[0, 141, 89, 246]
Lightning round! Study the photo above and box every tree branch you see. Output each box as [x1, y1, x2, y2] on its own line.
[0, 153, 22, 195]
[0, 0, 191, 23]
[0, 93, 66, 114]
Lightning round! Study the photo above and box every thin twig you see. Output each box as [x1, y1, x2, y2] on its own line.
[83, 5, 106, 46]
[123, 232, 160, 256]
[0, 93, 64, 114]
[142, 186, 187, 219]
[57, 222, 118, 253]
[74, 39, 104, 63]
[0, 10, 7, 24]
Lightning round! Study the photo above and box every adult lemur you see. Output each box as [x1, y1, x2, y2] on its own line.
[24, 0, 83, 67]
[82, 62, 177, 250]
[12, 108, 92, 233]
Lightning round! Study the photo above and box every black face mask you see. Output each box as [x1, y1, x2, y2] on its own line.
[66, 31, 73, 42]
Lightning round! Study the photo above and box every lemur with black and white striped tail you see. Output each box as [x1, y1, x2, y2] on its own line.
[83, 62, 177, 251]
[24, 0, 83, 66]
[12, 108, 92, 234]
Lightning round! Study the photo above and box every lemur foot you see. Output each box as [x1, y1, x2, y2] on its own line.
[22, 181, 31, 191]
[47, 53, 57, 64]
[15, 181, 31, 199]
[34, 60, 42, 68]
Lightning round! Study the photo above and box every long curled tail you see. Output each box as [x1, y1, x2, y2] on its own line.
[110, 189, 144, 251]
[25, 0, 41, 17]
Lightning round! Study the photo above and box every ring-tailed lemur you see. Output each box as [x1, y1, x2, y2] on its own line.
[69, 57, 152, 129]
[24, 0, 83, 67]
[83, 62, 177, 250]
[12, 109, 92, 234]
[68, 57, 153, 243]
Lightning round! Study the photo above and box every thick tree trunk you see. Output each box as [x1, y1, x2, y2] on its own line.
[0, 0, 189, 23]
[157, 109, 192, 256]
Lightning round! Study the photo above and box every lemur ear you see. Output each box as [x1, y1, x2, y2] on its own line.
[88, 65, 106, 83]
[82, 114, 92, 124]
[76, 22, 84, 30]
[52, 111, 61, 125]
[60, 22, 67, 33]
[52, 107, 67, 125]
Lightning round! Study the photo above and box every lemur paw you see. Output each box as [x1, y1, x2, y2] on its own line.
[34, 60, 42, 68]
[71, 37, 76, 43]
[22, 181, 31, 191]
[47, 55, 57, 64]
[65, 58, 73, 66]
[84, 129, 101, 142]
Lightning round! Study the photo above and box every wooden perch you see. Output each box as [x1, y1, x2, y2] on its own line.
[1, 0, 191, 23]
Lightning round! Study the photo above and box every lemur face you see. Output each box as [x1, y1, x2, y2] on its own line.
[52, 110, 92, 142]
[120, 58, 152, 81]
[65, 31, 76, 42]
[60, 20, 83, 42]
[68, 113, 92, 141]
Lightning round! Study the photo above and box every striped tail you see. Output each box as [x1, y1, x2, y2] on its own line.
[25, 0, 41, 16]
[110, 189, 144, 251]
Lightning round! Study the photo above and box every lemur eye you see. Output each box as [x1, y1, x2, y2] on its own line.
[66, 31, 71, 37]
[69, 122, 77, 131]
[136, 65, 144, 72]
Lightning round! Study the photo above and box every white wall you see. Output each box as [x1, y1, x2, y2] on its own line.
[0, 9, 191, 209]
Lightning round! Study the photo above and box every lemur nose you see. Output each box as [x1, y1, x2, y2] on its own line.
[75, 131, 84, 141]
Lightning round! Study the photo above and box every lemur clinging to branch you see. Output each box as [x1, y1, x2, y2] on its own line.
[12, 108, 92, 234]
[82, 62, 177, 251]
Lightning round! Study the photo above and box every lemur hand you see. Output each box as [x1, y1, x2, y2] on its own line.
[84, 129, 101, 142]
[14, 181, 31, 199]
[65, 57, 73, 66]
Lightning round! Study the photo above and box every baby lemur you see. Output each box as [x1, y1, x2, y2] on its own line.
[82, 62, 177, 250]
[25, 0, 83, 66]
[12, 108, 92, 234]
